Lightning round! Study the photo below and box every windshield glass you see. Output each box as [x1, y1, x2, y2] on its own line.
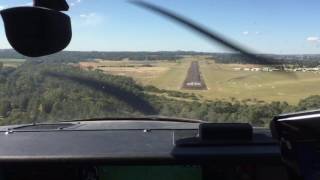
[0, 0, 319, 127]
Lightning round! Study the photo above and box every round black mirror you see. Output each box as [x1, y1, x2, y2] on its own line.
[0, 7, 72, 57]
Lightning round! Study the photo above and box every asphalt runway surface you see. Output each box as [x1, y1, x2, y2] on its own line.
[182, 61, 207, 90]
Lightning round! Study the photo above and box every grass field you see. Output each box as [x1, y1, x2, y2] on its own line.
[0, 59, 25, 67]
[198, 60, 320, 104]
[80, 57, 320, 104]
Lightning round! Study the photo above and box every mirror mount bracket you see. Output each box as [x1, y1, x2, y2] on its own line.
[33, 0, 69, 11]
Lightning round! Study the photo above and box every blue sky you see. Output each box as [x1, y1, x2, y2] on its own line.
[1, 0, 320, 54]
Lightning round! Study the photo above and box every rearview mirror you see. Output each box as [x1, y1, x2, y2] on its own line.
[0, 7, 72, 57]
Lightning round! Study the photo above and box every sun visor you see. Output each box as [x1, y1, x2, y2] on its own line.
[0, 7, 72, 57]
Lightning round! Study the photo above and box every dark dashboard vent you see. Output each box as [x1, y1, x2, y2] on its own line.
[13, 123, 74, 130]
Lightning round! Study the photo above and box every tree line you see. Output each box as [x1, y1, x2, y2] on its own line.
[0, 50, 204, 63]
[209, 53, 320, 67]
[2, 49, 320, 67]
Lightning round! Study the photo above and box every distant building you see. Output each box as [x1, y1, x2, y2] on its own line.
[231, 65, 320, 73]
[233, 67, 241, 71]
[270, 68, 280, 71]
[262, 67, 270, 72]
[251, 68, 261, 71]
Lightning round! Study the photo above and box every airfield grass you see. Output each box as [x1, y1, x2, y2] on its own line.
[198, 60, 320, 104]
[83, 57, 320, 105]
[142, 59, 190, 90]
[84, 59, 189, 89]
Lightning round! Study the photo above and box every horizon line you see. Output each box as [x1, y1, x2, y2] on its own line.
[0, 49, 320, 56]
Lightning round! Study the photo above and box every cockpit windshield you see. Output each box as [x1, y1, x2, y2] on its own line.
[0, 0, 319, 127]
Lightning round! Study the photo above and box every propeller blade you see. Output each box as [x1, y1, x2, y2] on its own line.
[130, 1, 280, 65]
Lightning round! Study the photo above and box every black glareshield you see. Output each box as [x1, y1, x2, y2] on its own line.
[0, 7, 72, 57]
[271, 111, 320, 179]
[271, 110, 320, 141]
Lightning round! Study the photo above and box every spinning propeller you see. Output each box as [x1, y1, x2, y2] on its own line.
[131, 1, 287, 67]
[0, 0, 293, 75]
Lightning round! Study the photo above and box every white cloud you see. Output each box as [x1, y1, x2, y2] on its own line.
[242, 31, 261, 36]
[307, 36, 320, 43]
[242, 31, 249, 35]
[69, 0, 82, 7]
[80, 13, 91, 18]
[0, 5, 5, 10]
[80, 13, 103, 26]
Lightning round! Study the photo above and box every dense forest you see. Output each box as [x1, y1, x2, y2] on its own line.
[0, 60, 320, 127]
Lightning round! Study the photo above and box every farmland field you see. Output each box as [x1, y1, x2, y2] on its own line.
[0, 59, 25, 67]
[80, 56, 320, 104]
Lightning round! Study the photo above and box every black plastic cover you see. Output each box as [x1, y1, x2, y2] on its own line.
[199, 123, 253, 141]
[34, 0, 69, 11]
[0, 7, 72, 57]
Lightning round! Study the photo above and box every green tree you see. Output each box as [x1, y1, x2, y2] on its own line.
[297, 95, 320, 111]
[0, 100, 12, 117]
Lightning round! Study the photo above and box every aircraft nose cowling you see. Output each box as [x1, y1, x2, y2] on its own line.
[0, 7, 72, 57]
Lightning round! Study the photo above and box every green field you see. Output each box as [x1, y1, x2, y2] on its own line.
[0, 59, 25, 67]
[197, 60, 320, 104]
[84, 57, 320, 104]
